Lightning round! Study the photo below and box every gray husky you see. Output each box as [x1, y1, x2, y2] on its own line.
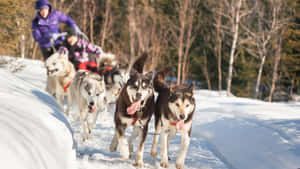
[150, 67, 195, 169]
[109, 53, 155, 168]
[67, 70, 106, 141]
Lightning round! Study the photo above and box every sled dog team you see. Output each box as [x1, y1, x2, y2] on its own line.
[45, 49, 195, 169]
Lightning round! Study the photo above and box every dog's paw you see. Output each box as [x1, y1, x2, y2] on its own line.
[109, 144, 117, 152]
[64, 111, 69, 117]
[120, 149, 130, 159]
[150, 151, 157, 158]
[129, 152, 134, 159]
[176, 163, 184, 169]
[160, 161, 169, 168]
[82, 134, 90, 142]
[134, 161, 144, 168]
[82, 137, 87, 142]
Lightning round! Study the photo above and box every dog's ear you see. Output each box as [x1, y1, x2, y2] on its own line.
[145, 71, 154, 80]
[130, 68, 138, 78]
[58, 47, 69, 58]
[189, 83, 194, 94]
[170, 81, 176, 92]
[132, 52, 148, 73]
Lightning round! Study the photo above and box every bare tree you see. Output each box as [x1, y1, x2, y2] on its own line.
[241, 0, 285, 98]
[57, 0, 79, 15]
[88, 0, 96, 43]
[182, 0, 200, 83]
[269, 36, 282, 102]
[82, 0, 87, 33]
[202, 50, 212, 90]
[128, 0, 137, 60]
[101, 0, 111, 48]
[223, 0, 244, 95]
[168, 0, 200, 84]
[216, 4, 224, 92]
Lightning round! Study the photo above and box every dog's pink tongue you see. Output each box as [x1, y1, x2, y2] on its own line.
[127, 100, 141, 115]
[89, 106, 96, 113]
[176, 120, 184, 130]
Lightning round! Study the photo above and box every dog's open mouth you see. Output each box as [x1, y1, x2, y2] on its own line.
[88, 105, 96, 113]
[176, 120, 184, 130]
[47, 68, 58, 75]
[127, 100, 141, 115]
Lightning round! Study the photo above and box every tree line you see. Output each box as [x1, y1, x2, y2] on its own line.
[0, 0, 299, 101]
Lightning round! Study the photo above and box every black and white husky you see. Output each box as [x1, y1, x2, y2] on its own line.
[109, 53, 155, 168]
[150, 67, 195, 169]
[67, 70, 106, 141]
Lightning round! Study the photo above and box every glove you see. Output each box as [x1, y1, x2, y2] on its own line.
[50, 33, 60, 41]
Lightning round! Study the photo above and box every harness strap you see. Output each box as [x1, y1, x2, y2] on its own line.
[64, 81, 72, 92]
[78, 61, 98, 72]
[131, 115, 137, 125]
[102, 66, 113, 73]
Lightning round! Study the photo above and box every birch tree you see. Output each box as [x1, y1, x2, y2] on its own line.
[241, 0, 282, 98]
[222, 0, 245, 96]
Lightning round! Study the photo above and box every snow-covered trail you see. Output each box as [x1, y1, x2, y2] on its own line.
[195, 91, 300, 169]
[8, 58, 300, 169]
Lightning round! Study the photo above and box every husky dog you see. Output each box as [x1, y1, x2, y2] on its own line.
[98, 53, 128, 104]
[109, 53, 155, 168]
[67, 70, 106, 141]
[150, 67, 195, 169]
[45, 47, 76, 114]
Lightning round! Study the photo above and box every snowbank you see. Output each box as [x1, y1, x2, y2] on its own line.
[0, 60, 76, 169]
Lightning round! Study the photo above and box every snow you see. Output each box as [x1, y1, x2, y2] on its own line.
[1, 57, 300, 169]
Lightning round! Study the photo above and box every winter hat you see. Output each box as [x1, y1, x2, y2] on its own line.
[35, 0, 51, 10]
[66, 28, 78, 38]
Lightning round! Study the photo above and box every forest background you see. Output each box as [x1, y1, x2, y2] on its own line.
[0, 0, 299, 102]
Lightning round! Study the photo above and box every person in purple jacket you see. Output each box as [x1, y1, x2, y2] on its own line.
[32, 0, 83, 60]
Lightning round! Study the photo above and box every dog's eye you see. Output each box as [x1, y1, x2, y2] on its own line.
[142, 82, 147, 88]
[88, 92, 91, 95]
[53, 63, 56, 66]
[96, 93, 100, 96]
[186, 104, 189, 107]
[176, 103, 180, 107]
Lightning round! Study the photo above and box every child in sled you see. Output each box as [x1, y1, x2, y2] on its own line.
[61, 28, 104, 72]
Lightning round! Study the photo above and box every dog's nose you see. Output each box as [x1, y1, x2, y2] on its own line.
[136, 93, 142, 100]
[179, 114, 185, 120]
[89, 101, 94, 106]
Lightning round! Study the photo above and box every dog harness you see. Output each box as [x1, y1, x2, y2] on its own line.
[102, 66, 113, 73]
[131, 115, 137, 125]
[64, 81, 72, 92]
[78, 61, 98, 72]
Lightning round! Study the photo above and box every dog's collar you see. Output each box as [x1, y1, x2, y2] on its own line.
[171, 120, 179, 126]
[64, 81, 72, 92]
[171, 119, 185, 130]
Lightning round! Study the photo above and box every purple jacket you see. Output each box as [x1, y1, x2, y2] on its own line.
[32, 3, 76, 48]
